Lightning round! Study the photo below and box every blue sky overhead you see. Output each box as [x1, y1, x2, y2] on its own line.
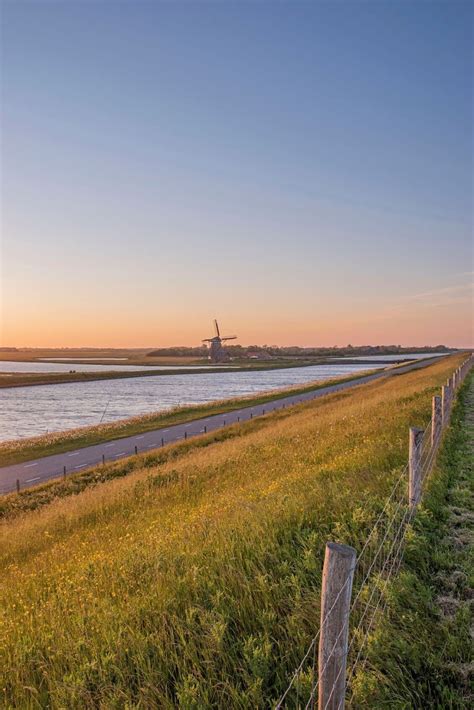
[1, 0, 472, 347]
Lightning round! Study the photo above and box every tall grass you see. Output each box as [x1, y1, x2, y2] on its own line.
[0, 355, 464, 708]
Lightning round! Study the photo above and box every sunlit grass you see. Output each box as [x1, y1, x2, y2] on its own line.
[0, 354, 465, 708]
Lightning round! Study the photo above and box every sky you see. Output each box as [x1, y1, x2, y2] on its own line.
[1, 0, 472, 348]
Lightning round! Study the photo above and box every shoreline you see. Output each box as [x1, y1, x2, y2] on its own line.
[0, 356, 441, 389]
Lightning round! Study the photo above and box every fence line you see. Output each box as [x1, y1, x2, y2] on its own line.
[274, 354, 473, 709]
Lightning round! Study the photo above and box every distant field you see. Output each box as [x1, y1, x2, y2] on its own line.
[0, 348, 205, 366]
[0, 348, 322, 367]
[0, 353, 466, 708]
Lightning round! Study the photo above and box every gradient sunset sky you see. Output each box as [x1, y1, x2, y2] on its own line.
[1, 0, 472, 348]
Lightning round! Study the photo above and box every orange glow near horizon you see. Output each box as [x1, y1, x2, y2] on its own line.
[1, 290, 472, 349]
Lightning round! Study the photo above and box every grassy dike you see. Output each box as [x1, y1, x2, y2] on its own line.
[0, 370, 379, 467]
[350, 371, 473, 709]
[0, 354, 466, 708]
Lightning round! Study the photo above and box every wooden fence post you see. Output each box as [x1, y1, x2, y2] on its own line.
[318, 542, 356, 710]
[431, 396, 442, 449]
[16, 479, 20, 493]
[441, 385, 451, 427]
[408, 427, 424, 508]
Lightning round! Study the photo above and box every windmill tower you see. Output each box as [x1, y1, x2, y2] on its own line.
[202, 320, 237, 363]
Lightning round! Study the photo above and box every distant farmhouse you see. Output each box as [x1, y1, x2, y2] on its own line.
[246, 350, 273, 360]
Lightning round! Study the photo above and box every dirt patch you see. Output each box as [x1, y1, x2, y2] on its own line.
[436, 595, 462, 617]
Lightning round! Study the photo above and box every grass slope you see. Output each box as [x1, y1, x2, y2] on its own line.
[349, 372, 473, 709]
[0, 354, 466, 708]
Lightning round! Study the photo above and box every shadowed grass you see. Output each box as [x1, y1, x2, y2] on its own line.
[348, 371, 473, 709]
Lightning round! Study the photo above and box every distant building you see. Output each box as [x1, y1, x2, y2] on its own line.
[246, 350, 272, 360]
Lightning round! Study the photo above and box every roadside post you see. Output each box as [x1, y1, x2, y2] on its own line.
[441, 385, 451, 428]
[318, 542, 356, 710]
[408, 427, 424, 508]
[431, 396, 442, 449]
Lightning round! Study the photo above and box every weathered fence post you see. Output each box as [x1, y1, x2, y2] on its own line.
[135, 445, 138, 455]
[16, 479, 20, 493]
[408, 427, 424, 508]
[431, 396, 442, 449]
[441, 385, 451, 427]
[318, 542, 356, 710]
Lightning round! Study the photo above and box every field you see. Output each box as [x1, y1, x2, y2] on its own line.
[0, 354, 467, 708]
[0, 349, 202, 366]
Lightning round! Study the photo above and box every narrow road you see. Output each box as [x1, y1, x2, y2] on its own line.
[0, 357, 446, 494]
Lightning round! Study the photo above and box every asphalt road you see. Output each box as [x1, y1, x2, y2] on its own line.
[0, 357, 446, 494]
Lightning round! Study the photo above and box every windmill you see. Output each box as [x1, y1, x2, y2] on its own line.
[202, 320, 237, 363]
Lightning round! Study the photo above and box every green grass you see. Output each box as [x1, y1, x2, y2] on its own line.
[0, 354, 467, 709]
[0, 369, 379, 467]
[349, 372, 473, 709]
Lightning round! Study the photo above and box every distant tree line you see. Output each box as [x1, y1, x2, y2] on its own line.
[147, 344, 451, 358]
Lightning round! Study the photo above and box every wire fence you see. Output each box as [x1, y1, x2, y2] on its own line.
[275, 355, 472, 710]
